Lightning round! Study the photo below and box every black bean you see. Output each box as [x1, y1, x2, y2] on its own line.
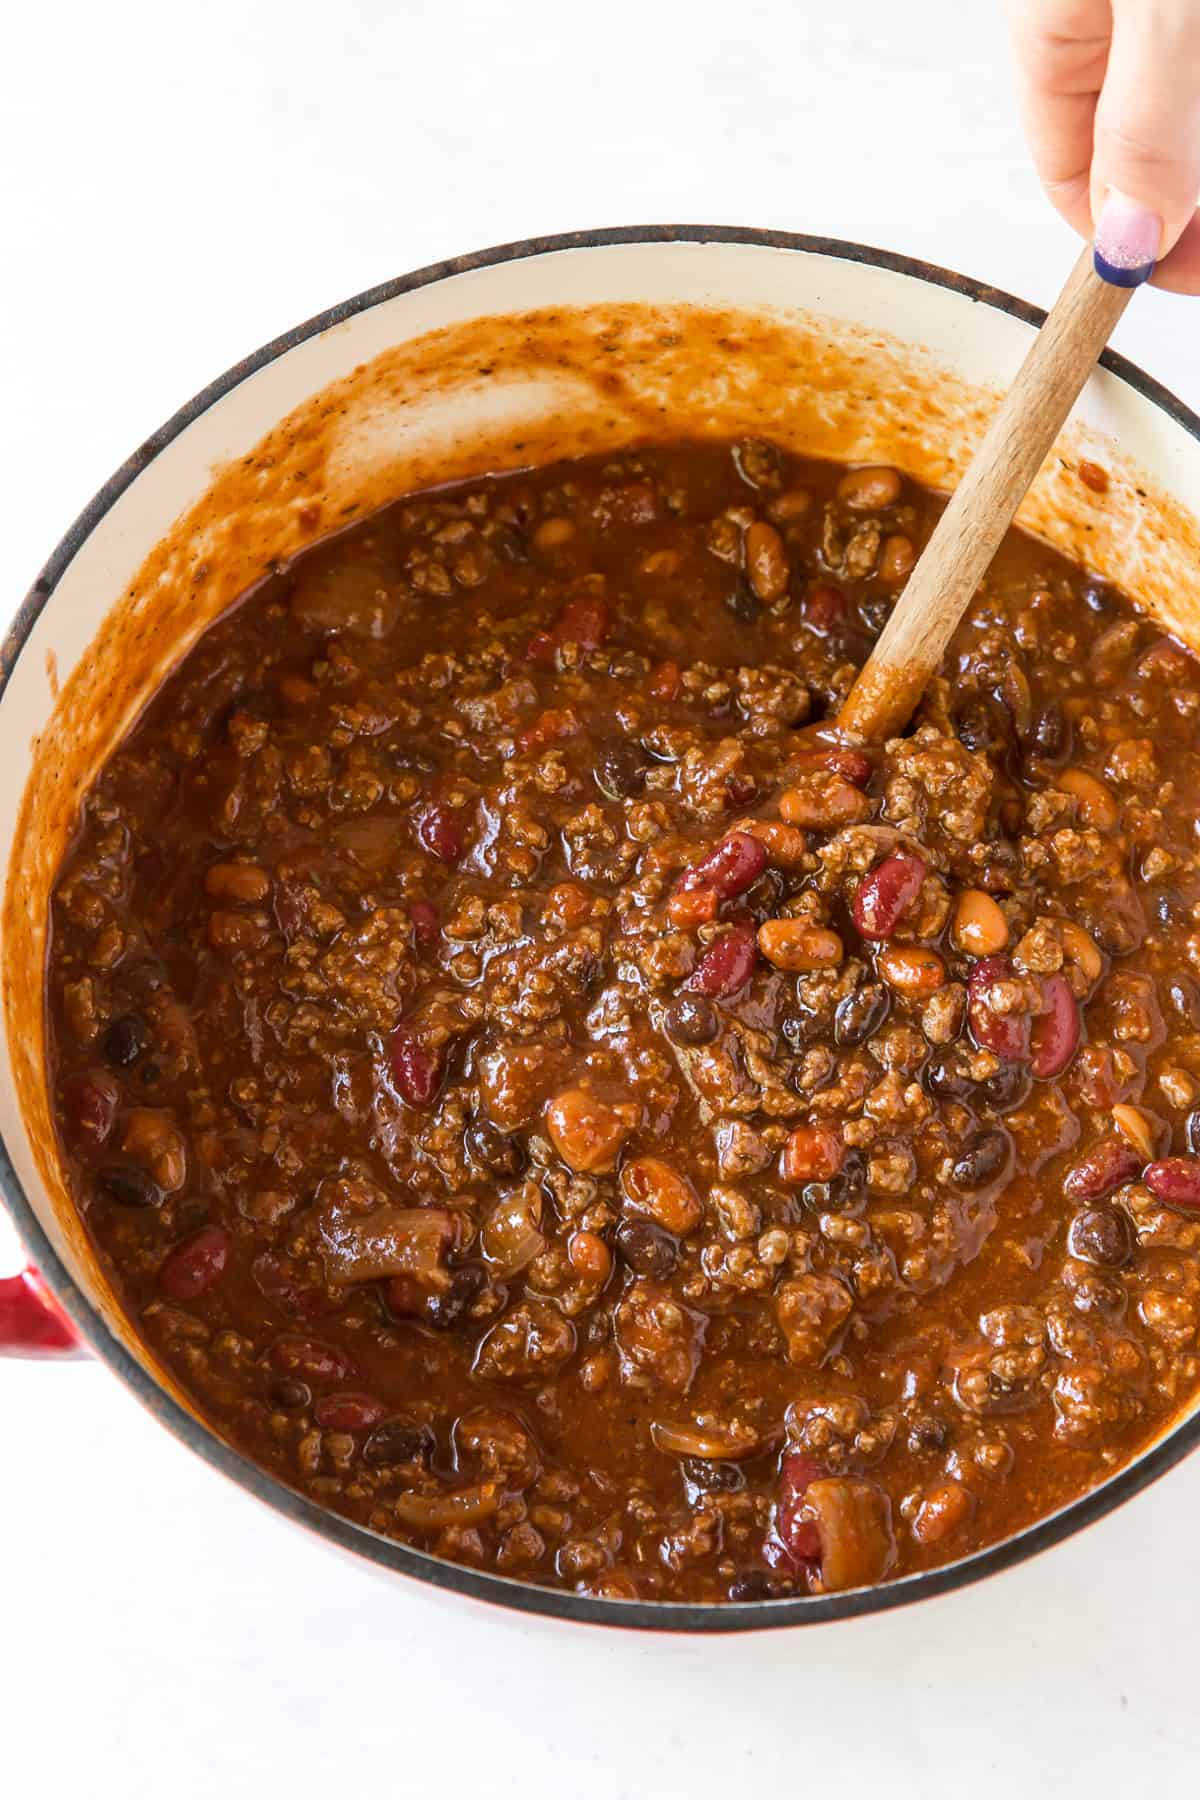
[951, 1131, 1011, 1190]
[1024, 703, 1071, 763]
[424, 1266, 486, 1331]
[615, 1217, 678, 1279]
[801, 1152, 866, 1215]
[486, 523, 529, 563]
[270, 1377, 311, 1410]
[1068, 1207, 1134, 1269]
[954, 702, 1007, 756]
[780, 1007, 822, 1053]
[978, 1062, 1033, 1114]
[363, 1418, 436, 1467]
[663, 993, 719, 1046]
[101, 1014, 145, 1068]
[834, 983, 889, 1048]
[857, 594, 893, 638]
[907, 1414, 951, 1454]
[728, 1570, 790, 1602]
[1166, 975, 1200, 1030]
[923, 1053, 975, 1102]
[1068, 1271, 1126, 1318]
[593, 742, 646, 800]
[464, 1118, 526, 1177]
[1155, 889, 1188, 928]
[725, 581, 759, 624]
[682, 1457, 745, 1494]
[97, 1163, 162, 1208]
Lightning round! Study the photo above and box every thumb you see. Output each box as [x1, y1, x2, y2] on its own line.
[1091, 0, 1200, 281]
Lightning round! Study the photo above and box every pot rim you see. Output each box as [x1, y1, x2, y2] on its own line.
[6, 222, 1200, 1633]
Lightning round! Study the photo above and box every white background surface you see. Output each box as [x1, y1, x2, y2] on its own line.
[3, 3, 1199, 1793]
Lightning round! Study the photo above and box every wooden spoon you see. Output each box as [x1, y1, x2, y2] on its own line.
[837, 244, 1134, 745]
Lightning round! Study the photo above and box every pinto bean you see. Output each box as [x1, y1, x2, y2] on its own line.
[757, 920, 844, 972]
[621, 1157, 703, 1237]
[1056, 767, 1118, 829]
[878, 534, 915, 585]
[781, 1123, 845, 1185]
[952, 890, 1009, 957]
[745, 521, 790, 602]
[878, 944, 945, 997]
[836, 466, 902, 510]
[204, 861, 271, 903]
[780, 773, 872, 829]
[546, 1087, 632, 1173]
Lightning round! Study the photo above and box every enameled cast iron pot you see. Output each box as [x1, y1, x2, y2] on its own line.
[3, 226, 1200, 1631]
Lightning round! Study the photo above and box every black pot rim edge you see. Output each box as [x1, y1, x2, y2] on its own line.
[5, 222, 1200, 1634]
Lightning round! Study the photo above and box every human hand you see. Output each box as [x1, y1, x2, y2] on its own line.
[1006, 0, 1200, 292]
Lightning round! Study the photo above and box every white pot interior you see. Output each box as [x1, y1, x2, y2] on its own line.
[4, 234, 1199, 1414]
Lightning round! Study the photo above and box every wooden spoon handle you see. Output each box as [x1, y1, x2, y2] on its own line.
[837, 244, 1134, 744]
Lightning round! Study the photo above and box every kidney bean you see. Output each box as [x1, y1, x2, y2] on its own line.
[801, 583, 846, 632]
[688, 925, 758, 997]
[1068, 1207, 1134, 1267]
[61, 1071, 119, 1151]
[676, 831, 768, 901]
[643, 660, 680, 704]
[967, 955, 1031, 1062]
[663, 993, 719, 1046]
[853, 851, 927, 940]
[1063, 1139, 1144, 1202]
[1144, 1158, 1200, 1209]
[402, 899, 440, 951]
[159, 1226, 229, 1300]
[270, 1335, 357, 1385]
[97, 1162, 162, 1208]
[1029, 974, 1080, 1079]
[415, 801, 465, 865]
[518, 706, 582, 754]
[387, 1023, 443, 1108]
[772, 1451, 825, 1567]
[788, 745, 873, 788]
[557, 591, 610, 650]
[314, 1392, 387, 1432]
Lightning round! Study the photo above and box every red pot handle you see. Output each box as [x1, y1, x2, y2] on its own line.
[0, 1265, 84, 1357]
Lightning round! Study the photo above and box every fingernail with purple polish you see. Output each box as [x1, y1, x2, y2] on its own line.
[1094, 191, 1161, 288]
